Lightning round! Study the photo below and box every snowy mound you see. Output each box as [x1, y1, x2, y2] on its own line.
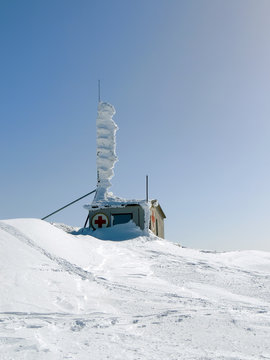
[1, 218, 270, 359]
[73, 221, 149, 240]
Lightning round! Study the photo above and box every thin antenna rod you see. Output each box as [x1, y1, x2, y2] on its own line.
[98, 80, 101, 102]
[146, 175, 149, 202]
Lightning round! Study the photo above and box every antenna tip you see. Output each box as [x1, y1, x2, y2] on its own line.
[98, 80, 101, 103]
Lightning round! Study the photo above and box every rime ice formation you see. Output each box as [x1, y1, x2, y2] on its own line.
[84, 101, 151, 231]
[93, 102, 118, 203]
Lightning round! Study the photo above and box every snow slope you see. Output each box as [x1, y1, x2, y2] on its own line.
[1, 219, 270, 359]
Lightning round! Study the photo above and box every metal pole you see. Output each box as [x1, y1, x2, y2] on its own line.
[146, 175, 149, 202]
[41, 189, 96, 220]
[98, 80, 100, 102]
[83, 214, 90, 228]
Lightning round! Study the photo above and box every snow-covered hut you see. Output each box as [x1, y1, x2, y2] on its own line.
[84, 102, 166, 238]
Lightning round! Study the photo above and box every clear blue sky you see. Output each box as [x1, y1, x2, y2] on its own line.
[1, 0, 270, 251]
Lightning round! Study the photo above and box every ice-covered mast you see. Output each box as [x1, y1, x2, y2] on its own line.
[92, 99, 118, 204]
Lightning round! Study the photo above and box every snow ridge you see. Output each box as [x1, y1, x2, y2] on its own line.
[0, 221, 95, 282]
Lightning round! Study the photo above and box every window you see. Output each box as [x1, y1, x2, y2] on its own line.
[112, 213, 133, 225]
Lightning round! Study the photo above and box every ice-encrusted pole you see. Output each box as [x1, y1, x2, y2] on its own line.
[93, 102, 118, 203]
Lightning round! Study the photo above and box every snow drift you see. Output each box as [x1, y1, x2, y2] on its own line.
[1, 218, 270, 359]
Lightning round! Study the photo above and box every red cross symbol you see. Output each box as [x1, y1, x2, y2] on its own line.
[95, 216, 106, 228]
[151, 210, 156, 231]
[151, 210, 155, 228]
[92, 213, 108, 229]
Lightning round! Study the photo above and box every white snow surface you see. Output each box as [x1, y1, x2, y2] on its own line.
[1, 218, 270, 359]
[93, 102, 118, 203]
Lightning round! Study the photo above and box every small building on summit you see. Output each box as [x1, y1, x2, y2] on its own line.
[86, 202, 145, 231]
[84, 101, 166, 238]
[85, 199, 166, 238]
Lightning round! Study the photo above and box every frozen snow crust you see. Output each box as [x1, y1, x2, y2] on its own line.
[1, 218, 270, 359]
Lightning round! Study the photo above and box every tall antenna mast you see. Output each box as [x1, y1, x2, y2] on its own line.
[98, 80, 101, 103]
[146, 175, 149, 202]
[97, 80, 101, 186]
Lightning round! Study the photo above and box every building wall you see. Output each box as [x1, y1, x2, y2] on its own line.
[150, 205, 165, 239]
[88, 202, 166, 238]
[88, 204, 145, 230]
